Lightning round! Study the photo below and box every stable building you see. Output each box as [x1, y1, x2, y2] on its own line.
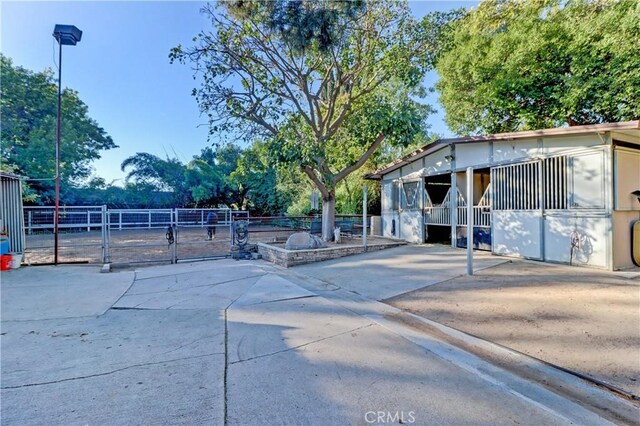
[367, 121, 640, 270]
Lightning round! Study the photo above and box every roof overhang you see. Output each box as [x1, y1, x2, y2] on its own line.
[366, 120, 640, 180]
[0, 172, 23, 181]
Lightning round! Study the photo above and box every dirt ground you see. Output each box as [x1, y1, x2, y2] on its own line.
[23, 227, 291, 264]
[23, 226, 385, 265]
[385, 260, 640, 396]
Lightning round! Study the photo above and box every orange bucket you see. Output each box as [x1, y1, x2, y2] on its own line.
[0, 254, 12, 271]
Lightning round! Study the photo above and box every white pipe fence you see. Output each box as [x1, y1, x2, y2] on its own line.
[23, 206, 248, 233]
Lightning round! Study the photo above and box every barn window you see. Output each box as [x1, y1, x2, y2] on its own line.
[492, 162, 540, 210]
[543, 156, 568, 210]
[401, 181, 420, 209]
[492, 156, 568, 211]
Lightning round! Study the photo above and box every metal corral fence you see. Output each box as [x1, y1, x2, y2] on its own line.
[21, 207, 370, 266]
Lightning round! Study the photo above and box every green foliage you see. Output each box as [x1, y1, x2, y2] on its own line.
[172, 0, 447, 238]
[118, 143, 295, 213]
[436, 0, 640, 135]
[0, 54, 117, 204]
[231, 141, 296, 215]
[226, 0, 366, 54]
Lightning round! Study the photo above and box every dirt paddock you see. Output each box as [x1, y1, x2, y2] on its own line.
[385, 260, 640, 396]
[23, 226, 301, 265]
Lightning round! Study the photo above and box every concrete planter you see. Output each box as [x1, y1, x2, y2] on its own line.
[257, 239, 405, 268]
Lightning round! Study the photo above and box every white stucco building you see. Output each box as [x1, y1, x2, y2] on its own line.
[367, 121, 640, 270]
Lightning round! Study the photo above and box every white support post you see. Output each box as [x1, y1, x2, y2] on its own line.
[101, 205, 107, 263]
[87, 210, 91, 232]
[363, 184, 368, 251]
[451, 172, 457, 247]
[104, 206, 110, 264]
[28, 211, 32, 235]
[467, 167, 474, 275]
[119, 211, 122, 230]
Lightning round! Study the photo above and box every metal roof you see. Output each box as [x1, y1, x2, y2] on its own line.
[366, 120, 640, 180]
[0, 171, 23, 181]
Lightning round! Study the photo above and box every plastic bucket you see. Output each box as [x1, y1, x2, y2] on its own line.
[0, 254, 12, 271]
[0, 237, 9, 255]
[10, 253, 22, 269]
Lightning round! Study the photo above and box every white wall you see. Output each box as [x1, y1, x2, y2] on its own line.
[400, 159, 424, 178]
[423, 148, 452, 175]
[381, 212, 400, 239]
[569, 150, 606, 209]
[542, 135, 602, 154]
[544, 214, 609, 268]
[493, 139, 539, 163]
[398, 210, 423, 243]
[456, 142, 491, 169]
[492, 211, 543, 259]
[381, 179, 394, 213]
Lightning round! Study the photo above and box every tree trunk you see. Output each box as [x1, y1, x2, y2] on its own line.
[321, 193, 336, 241]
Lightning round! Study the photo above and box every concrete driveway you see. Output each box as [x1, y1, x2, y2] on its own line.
[1, 250, 637, 425]
[291, 244, 507, 300]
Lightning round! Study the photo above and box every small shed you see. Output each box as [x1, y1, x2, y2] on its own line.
[367, 121, 640, 270]
[1, 172, 26, 255]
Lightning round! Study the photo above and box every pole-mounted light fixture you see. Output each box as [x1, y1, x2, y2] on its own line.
[52, 24, 82, 265]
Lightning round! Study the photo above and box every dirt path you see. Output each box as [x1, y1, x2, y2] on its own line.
[385, 261, 640, 396]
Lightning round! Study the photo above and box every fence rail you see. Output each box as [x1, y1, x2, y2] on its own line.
[22, 207, 371, 265]
[424, 206, 491, 227]
[24, 207, 249, 232]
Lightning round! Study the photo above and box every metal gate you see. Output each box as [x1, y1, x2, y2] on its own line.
[105, 209, 174, 265]
[23, 206, 106, 265]
[22, 206, 248, 266]
[173, 208, 247, 262]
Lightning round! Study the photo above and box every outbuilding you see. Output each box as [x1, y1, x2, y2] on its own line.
[367, 121, 640, 270]
[0, 172, 26, 259]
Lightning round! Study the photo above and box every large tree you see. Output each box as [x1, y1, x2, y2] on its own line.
[436, 0, 640, 135]
[171, 0, 449, 240]
[121, 152, 193, 206]
[0, 54, 116, 203]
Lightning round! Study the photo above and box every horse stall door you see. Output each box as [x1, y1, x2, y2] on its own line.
[491, 162, 544, 260]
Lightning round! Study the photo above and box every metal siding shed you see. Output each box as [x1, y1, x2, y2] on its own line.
[1, 172, 26, 254]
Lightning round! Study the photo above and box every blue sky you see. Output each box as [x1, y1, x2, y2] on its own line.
[2, 1, 475, 184]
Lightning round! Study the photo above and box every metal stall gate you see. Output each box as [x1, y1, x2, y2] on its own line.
[491, 160, 544, 259]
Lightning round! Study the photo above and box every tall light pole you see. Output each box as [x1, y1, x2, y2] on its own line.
[52, 24, 82, 265]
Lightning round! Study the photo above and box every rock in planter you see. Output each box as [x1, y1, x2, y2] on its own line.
[285, 232, 327, 250]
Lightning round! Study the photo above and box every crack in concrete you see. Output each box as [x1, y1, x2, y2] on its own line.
[221, 278, 264, 426]
[0, 352, 224, 390]
[229, 324, 374, 365]
[157, 336, 222, 357]
[240, 294, 318, 307]
[120, 273, 266, 297]
[133, 268, 266, 282]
